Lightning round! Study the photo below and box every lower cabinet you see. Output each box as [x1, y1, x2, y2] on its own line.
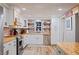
[3, 40, 16, 55]
[26, 34, 43, 44]
[3, 43, 9, 55]
[9, 40, 16, 55]
[43, 35, 51, 45]
[53, 45, 66, 55]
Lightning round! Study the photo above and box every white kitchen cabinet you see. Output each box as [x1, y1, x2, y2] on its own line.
[26, 34, 43, 44]
[3, 39, 16, 55]
[3, 42, 10, 55]
[9, 40, 16, 55]
[51, 18, 60, 44]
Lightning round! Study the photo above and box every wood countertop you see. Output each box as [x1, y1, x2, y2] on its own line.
[57, 42, 79, 55]
[4, 36, 16, 43]
[3, 34, 27, 44]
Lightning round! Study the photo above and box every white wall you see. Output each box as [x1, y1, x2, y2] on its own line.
[51, 18, 60, 44]
[51, 14, 76, 44]
[63, 15, 75, 42]
[58, 15, 76, 43]
[59, 18, 64, 42]
[4, 5, 14, 26]
[19, 16, 28, 27]
[8, 7, 14, 25]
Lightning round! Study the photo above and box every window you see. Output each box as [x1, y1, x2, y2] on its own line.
[36, 21, 42, 32]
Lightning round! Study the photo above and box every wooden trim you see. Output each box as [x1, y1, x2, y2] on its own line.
[64, 4, 79, 18]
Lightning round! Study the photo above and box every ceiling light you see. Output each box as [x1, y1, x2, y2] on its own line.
[22, 8, 26, 11]
[58, 8, 62, 11]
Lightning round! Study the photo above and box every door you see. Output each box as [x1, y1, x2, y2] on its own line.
[0, 5, 3, 55]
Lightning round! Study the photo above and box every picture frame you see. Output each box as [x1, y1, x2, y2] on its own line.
[65, 17, 72, 30]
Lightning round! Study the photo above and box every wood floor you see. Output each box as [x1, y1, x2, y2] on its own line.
[22, 45, 54, 55]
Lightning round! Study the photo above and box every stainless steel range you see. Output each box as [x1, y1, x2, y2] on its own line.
[16, 35, 23, 55]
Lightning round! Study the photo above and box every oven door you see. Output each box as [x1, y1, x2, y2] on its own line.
[16, 37, 23, 55]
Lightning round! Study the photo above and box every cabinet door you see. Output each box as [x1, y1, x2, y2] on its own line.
[26, 34, 43, 44]
[8, 41, 12, 55]
[3, 41, 12, 55]
[43, 35, 51, 45]
[3, 43, 9, 55]
[10, 40, 16, 55]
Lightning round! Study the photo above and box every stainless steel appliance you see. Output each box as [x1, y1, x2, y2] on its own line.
[16, 35, 23, 55]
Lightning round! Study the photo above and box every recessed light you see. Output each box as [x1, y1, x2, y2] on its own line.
[22, 8, 26, 11]
[58, 8, 62, 11]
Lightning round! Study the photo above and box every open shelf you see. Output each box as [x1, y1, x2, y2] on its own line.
[43, 20, 51, 35]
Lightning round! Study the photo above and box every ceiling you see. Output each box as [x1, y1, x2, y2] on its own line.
[7, 3, 78, 19]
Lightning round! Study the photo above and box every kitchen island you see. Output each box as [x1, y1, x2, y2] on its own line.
[3, 33, 28, 55]
[3, 36, 16, 55]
